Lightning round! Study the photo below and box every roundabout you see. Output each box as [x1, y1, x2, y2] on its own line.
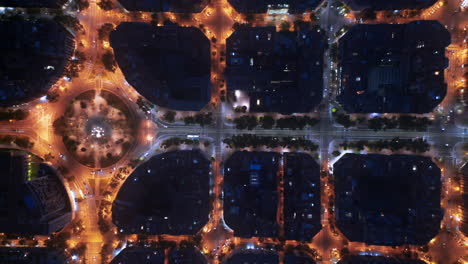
[53, 90, 137, 168]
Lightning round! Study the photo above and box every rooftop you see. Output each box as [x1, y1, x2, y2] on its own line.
[337, 20, 450, 113]
[110, 247, 165, 264]
[334, 153, 442, 245]
[169, 246, 207, 264]
[110, 246, 207, 264]
[224, 250, 279, 264]
[283, 152, 321, 241]
[0, 19, 74, 107]
[223, 151, 281, 238]
[227, 0, 323, 14]
[0, 149, 72, 235]
[340, 0, 438, 11]
[117, 0, 210, 12]
[284, 252, 316, 264]
[460, 163, 468, 237]
[110, 23, 211, 111]
[226, 25, 326, 114]
[112, 150, 211, 235]
[338, 255, 426, 264]
[0, 0, 66, 8]
[0, 247, 67, 264]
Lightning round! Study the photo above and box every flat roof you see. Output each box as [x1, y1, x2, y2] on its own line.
[117, 0, 210, 12]
[341, 0, 438, 10]
[461, 164, 468, 237]
[227, 0, 323, 13]
[110, 247, 165, 264]
[223, 151, 281, 238]
[110, 247, 207, 264]
[224, 250, 279, 264]
[112, 150, 211, 235]
[338, 255, 426, 264]
[0, 247, 67, 264]
[226, 25, 326, 114]
[337, 20, 450, 113]
[334, 153, 442, 245]
[283, 152, 321, 241]
[284, 252, 316, 264]
[0, 19, 74, 107]
[0, 0, 66, 8]
[110, 23, 211, 111]
[0, 149, 72, 235]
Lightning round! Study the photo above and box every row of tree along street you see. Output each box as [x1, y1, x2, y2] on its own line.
[223, 134, 318, 151]
[333, 112, 432, 131]
[0, 135, 34, 149]
[160, 137, 211, 149]
[233, 115, 319, 130]
[334, 137, 430, 154]
[0, 109, 29, 121]
[162, 111, 213, 126]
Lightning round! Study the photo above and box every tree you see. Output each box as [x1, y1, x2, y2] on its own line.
[14, 137, 33, 149]
[334, 113, 355, 128]
[163, 111, 176, 123]
[234, 115, 257, 130]
[46, 90, 60, 102]
[97, 0, 113, 11]
[244, 14, 255, 23]
[359, 9, 377, 21]
[150, 13, 159, 26]
[0, 109, 28, 121]
[100, 243, 112, 263]
[280, 21, 291, 32]
[259, 115, 275, 129]
[340, 247, 350, 256]
[184, 116, 195, 125]
[76, 0, 89, 11]
[44, 153, 55, 161]
[102, 51, 116, 72]
[368, 117, 384, 131]
[293, 19, 308, 31]
[71, 242, 87, 256]
[45, 232, 71, 250]
[98, 219, 110, 234]
[98, 23, 114, 40]
[332, 150, 341, 157]
[136, 97, 153, 113]
[309, 13, 318, 21]
[53, 15, 83, 32]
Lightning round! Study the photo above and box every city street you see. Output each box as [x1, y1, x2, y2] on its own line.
[0, 0, 466, 263]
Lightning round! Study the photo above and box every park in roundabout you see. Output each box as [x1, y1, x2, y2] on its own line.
[53, 89, 136, 168]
